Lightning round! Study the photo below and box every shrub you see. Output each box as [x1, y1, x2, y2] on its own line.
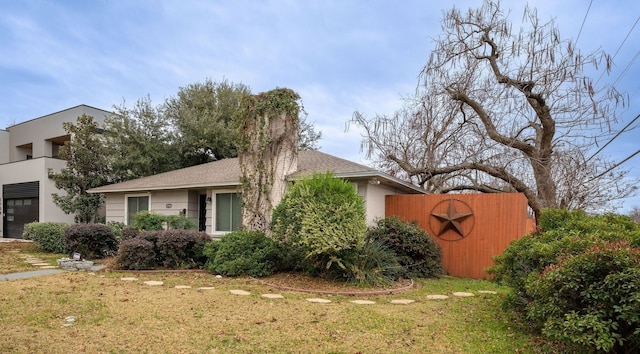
[165, 215, 197, 230]
[116, 238, 156, 270]
[120, 227, 139, 241]
[526, 241, 640, 353]
[366, 216, 444, 279]
[489, 208, 640, 310]
[22, 222, 69, 253]
[132, 211, 165, 231]
[270, 172, 367, 274]
[204, 231, 291, 277]
[64, 223, 119, 259]
[106, 221, 125, 240]
[337, 239, 401, 287]
[155, 229, 210, 268]
[115, 229, 209, 270]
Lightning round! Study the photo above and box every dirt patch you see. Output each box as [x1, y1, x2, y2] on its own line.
[255, 272, 414, 296]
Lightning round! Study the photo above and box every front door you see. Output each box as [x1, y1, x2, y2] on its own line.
[3, 197, 39, 238]
[198, 194, 207, 232]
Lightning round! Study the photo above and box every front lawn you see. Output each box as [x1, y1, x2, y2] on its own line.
[0, 242, 557, 353]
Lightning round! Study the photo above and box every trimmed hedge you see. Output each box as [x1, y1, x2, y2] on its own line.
[116, 238, 156, 270]
[116, 229, 210, 270]
[64, 223, 119, 259]
[22, 222, 69, 253]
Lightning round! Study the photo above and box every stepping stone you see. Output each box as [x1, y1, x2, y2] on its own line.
[351, 300, 375, 305]
[426, 295, 449, 300]
[144, 281, 163, 286]
[25, 259, 44, 264]
[33, 263, 50, 266]
[478, 290, 497, 294]
[306, 298, 331, 303]
[175, 285, 192, 289]
[452, 292, 474, 297]
[197, 287, 216, 290]
[39, 266, 57, 269]
[8, 250, 20, 253]
[120, 277, 138, 281]
[229, 290, 251, 296]
[391, 299, 415, 305]
[261, 294, 284, 299]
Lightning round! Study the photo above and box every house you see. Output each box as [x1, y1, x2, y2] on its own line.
[88, 150, 426, 237]
[0, 105, 110, 238]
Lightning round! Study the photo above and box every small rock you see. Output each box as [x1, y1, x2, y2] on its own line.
[175, 285, 192, 289]
[65, 316, 77, 323]
[261, 294, 284, 299]
[452, 292, 475, 297]
[197, 287, 215, 290]
[478, 290, 497, 294]
[120, 277, 138, 281]
[306, 298, 331, 303]
[215, 275, 223, 278]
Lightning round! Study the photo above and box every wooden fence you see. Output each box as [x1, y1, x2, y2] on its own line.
[386, 193, 536, 279]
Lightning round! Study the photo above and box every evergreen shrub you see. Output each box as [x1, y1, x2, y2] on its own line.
[63, 223, 119, 259]
[366, 216, 443, 279]
[204, 231, 292, 277]
[22, 222, 69, 253]
[270, 172, 367, 274]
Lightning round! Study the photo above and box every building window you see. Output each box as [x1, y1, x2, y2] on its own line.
[215, 193, 241, 232]
[127, 196, 149, 226]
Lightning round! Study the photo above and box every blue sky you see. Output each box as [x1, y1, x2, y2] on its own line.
[1, 0, 639, 211]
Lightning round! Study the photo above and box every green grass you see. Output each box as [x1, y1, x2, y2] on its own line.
[0, 243, 561, 353]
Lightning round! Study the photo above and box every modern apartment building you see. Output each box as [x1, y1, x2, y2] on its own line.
[0, 105, 110, 238]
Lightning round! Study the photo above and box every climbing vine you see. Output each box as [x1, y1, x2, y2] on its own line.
[236, 88, 301, 233]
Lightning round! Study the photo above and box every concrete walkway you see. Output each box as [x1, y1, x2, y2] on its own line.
[0, 269, 65, 281]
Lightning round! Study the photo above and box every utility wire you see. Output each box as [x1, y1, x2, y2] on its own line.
[588, 148, 640, 183]
[586, 112, 640, 163]
[613, 48, 640, 86]
[595, 16, 640, 86]
[575, 0, 593, 45]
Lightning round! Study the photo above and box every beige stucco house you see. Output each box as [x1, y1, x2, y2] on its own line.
[89, 150, 425, 237]
[0, 105, 110, 238]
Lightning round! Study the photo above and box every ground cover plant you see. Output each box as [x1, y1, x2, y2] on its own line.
[0, 242, 556, 353]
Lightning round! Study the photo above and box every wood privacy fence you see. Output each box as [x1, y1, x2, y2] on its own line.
[386, 193, 536, 279]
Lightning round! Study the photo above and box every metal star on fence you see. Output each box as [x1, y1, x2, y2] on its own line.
[431, 199, 473, 237]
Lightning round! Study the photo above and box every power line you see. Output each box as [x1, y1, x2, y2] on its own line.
[575, 0, 593, 45]
[595, 16, 640, 86]
[586, 112, 640, 163]
[613, 48, 640, 87]
[588, 148, 640, 183]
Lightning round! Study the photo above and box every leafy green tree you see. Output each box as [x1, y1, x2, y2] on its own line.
[164, 79, 251, 167]
[107, 79, 321, 177]
[104, 97, 179, 181]
[51, 114, 110, 223]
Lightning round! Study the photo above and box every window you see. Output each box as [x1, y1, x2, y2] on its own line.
[215, 193, 241, 232]
[127, 196, 149, 226]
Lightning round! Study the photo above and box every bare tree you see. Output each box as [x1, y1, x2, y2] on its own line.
[630, 206, 640, 224]
[351, 0, 636, 220]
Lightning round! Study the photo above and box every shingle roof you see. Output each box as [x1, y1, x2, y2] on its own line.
[89, 150, 424, 194]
